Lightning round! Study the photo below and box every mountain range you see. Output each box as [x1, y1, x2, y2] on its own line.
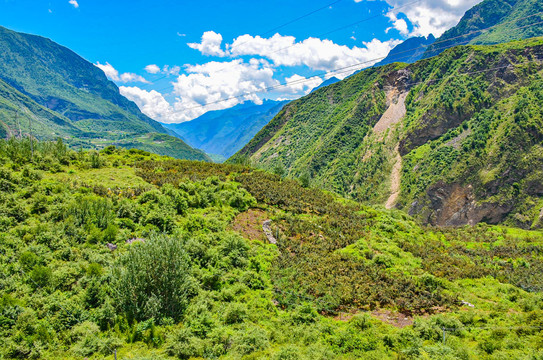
[163, 100, 287, 161]
[0, 25, 209, 161]
[231, 0, 543, 229]
[422, 0, 543, 58]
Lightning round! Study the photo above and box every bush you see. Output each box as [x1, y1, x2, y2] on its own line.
[113, 234, 197, 321]
[29, 265, 52, 288]
[231, 325, 269, 355]
[223, 303, 248, 324]
[165, 327, 203, 359]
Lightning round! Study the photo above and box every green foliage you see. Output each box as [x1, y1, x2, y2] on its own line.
[423, 0, 543, 58]
[235, 37, 543, 228]
[113, 234, 197, 322]
[0, 138, 542, 359]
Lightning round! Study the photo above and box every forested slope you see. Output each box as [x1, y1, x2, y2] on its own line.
[232, 38, 543, 228]
[0, 26, 209, 161]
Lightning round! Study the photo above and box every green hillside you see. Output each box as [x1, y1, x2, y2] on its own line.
[1, 138, 543, 359]
[231, 38, 543, 228]
[422, 0, 543, 58]
[0, 26, 209, 161]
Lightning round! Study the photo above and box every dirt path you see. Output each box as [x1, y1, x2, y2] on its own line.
[372, 88, 407, 209]
[385, 144, 402, 209]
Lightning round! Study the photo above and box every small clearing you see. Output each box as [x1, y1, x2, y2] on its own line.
[230, 208, 269, 242]
[372, 309, 413, 328]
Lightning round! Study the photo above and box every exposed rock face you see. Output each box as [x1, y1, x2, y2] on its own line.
[411, 182, 513, 226]
[262, 220, 277, 244]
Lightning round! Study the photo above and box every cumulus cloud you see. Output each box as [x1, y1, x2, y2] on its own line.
[187, 32, 401, 76]
[188, 31, 226, 57]
[386, 12, 409, 35]
[69, 0, 79, 8]
[284, 74, 323, 94]
[121, 58, 329, 123]
[163, 65, 181, 76]
[94, 62, 149, 84]
[95, 62, 118, 80]
[119, 86, 183, 123]
[170, 59, 279, 121]
[227, 34, 401, 77]
[381, 0, 484, 37]
[144, 64, 161, 74]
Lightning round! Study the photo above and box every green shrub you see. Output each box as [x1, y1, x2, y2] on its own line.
[231, 325, 269, 355]
[165, 327, 203, 359]
[29, 265, 52, 288]
[223, 303, 248, 324]
[113, 234, 197, 321]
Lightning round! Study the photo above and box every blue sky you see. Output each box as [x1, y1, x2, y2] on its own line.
[0, 0, 482, 122]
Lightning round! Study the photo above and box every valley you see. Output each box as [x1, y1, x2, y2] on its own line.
[1, 0, 543, 358]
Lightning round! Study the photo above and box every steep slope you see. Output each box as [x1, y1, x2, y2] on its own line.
[163, 100, 287, 160]
[0, 25, 209, 161]
[375, 35, 436, 67]
[232, 38, 543, 228]
[422, 0, 543, 58]
[0, 77, 82, 140]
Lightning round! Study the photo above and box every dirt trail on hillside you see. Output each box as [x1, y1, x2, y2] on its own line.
[385, 145, 402, 209]
[372, 89, 407, 209]
[373, 90, 407, 141]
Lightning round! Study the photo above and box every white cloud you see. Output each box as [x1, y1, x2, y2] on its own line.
[94, 62, 149, 84]
[188, 31, 226, 57]
[170, 59, 278, 121]
[386, 12, 410, 35]
[225, 34, 400, 76]
[119, 86, 183, 123]
[68, 0, 79, 8]
[121, 60, 276, 123]
[119, 73, 149, 83]
[144, 64, 161, 74]
[284, 74, 323, 94]
[95, 62, 119, 80]
[163, 65, 181, 76]
[383, 0, 484, 37]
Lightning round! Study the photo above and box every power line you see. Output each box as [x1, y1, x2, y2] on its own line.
[141, 0, 424, 89]
[137, 0, 345, 89]
[163, 31, 543, 113]
[270, 0, 425, 56]
[147, 13, 543, 115]
[258, 0, 344, 39]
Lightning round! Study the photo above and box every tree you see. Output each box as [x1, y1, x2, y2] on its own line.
[113, 234, 197, 322]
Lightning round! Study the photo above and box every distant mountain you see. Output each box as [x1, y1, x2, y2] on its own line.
[422, 0, 543, 58]
[232, 37, 543, 228]
[375, 35, 435, 67]
[163, 100, 287, 160]
[310, 77, 340, 93]
[0, 25, 209, 161]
